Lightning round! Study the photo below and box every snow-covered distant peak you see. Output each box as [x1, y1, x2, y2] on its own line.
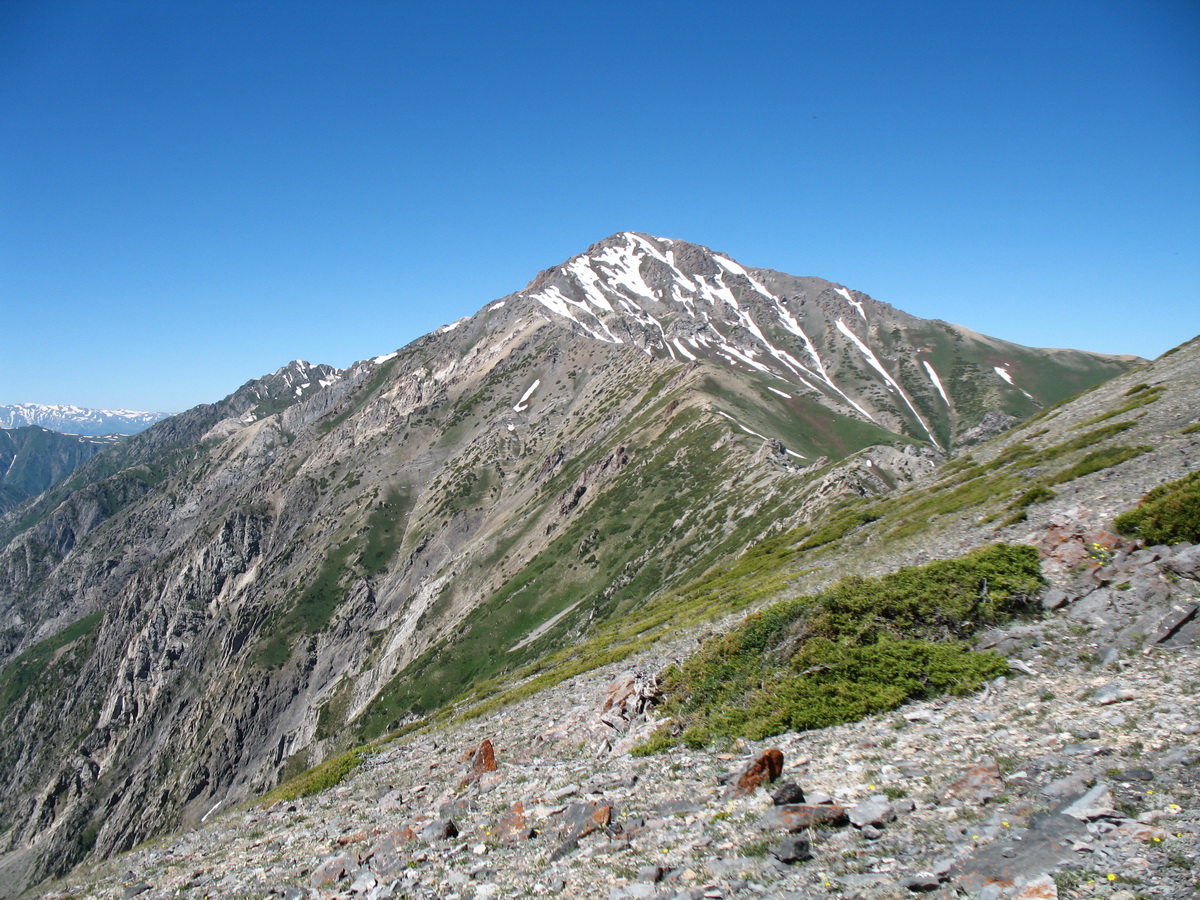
[0, 403, 174, 436]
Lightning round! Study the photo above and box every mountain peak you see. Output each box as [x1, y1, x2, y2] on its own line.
[499, 233, 1139, 450]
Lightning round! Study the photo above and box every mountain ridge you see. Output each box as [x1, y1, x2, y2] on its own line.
[0, 405, 173, 437]
[0, 234, 1151, 895]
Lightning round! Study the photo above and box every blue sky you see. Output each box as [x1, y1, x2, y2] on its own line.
[2, 0, 1197, 411]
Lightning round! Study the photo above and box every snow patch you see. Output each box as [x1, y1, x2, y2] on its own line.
[531, 285, 624, 344]
[372, 351, 399, 365]
[834, 287, 866, 321]
[713, 254, 776, 300]
[716, 411, 805, 459]
[922, 360, 950, 405]
[716, 410, 767, 440]
[508, 599, 585, 653]
[836, 318, 941, 448]
[671, 339, 697, 361]
[513, 379, 541, 412]
[768, 387, 793, 399]
[994, 365, 1014, 385]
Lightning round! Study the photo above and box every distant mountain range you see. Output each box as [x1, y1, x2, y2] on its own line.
[0, 233, 1147, 894]
[0, 404, 173, 436]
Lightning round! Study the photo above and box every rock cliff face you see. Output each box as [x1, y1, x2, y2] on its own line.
[0, 236, 1144, 895]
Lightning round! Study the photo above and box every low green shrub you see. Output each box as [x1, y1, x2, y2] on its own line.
[260, 746, 371, 804]
[1007, 485, 1056, 511]
[635, 544, 1040, 752]
[1078, 386, 1163, 426]
[1048, 445, 1152, 485]
[1114, 471, 1200, 545]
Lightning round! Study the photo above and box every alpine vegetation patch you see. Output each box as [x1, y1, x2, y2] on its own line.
[635, 543, 1042, 753]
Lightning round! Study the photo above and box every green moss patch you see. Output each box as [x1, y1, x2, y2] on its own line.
[1077, 385, 1164, 426]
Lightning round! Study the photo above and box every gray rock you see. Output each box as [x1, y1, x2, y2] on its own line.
[898, 874, 941, 892]
[419, 818, 459, 841]
[772, 835, 812, 864]
[1118, 767, 1155, 781]
[770, 781, 806, 805]
[1041, 771, 1091, 799]
[1092, 683, 1139, 705]
[1041, 588, 1071, 610]
[1162, 543, 1200, 579]
[951, 812, 1086, 893]
[849, 798, 895, 828]
[931, 857, 954, 877]
[1153, 603, 1198, 643]
[1061, 783, 1115, 821]
[637, 865, 670, 883]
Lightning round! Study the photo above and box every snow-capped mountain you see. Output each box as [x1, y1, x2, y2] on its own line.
[483, 232, 1137, 449]
[0, 404, 173, 436]
[0, 233, 1144, 894]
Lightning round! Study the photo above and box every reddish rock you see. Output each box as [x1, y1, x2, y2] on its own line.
[1035, 516, 1126, 578]
[1012, 875, 1058, 899]
[459, 738, 499, 786]
[731, 748, 785, 797]
[557, 800, 615, 841]
[765, 803, 849, 831]
[495, 799, 535, 843]
[939, 757, 1004, 804]
[473, 739, 498, 773]
[601, 674, 638, 714]
[1116, 821, 1171, 842]
[310, 854, 355, 887]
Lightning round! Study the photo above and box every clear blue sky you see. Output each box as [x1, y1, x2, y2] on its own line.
[2, 0, 1197, 411]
